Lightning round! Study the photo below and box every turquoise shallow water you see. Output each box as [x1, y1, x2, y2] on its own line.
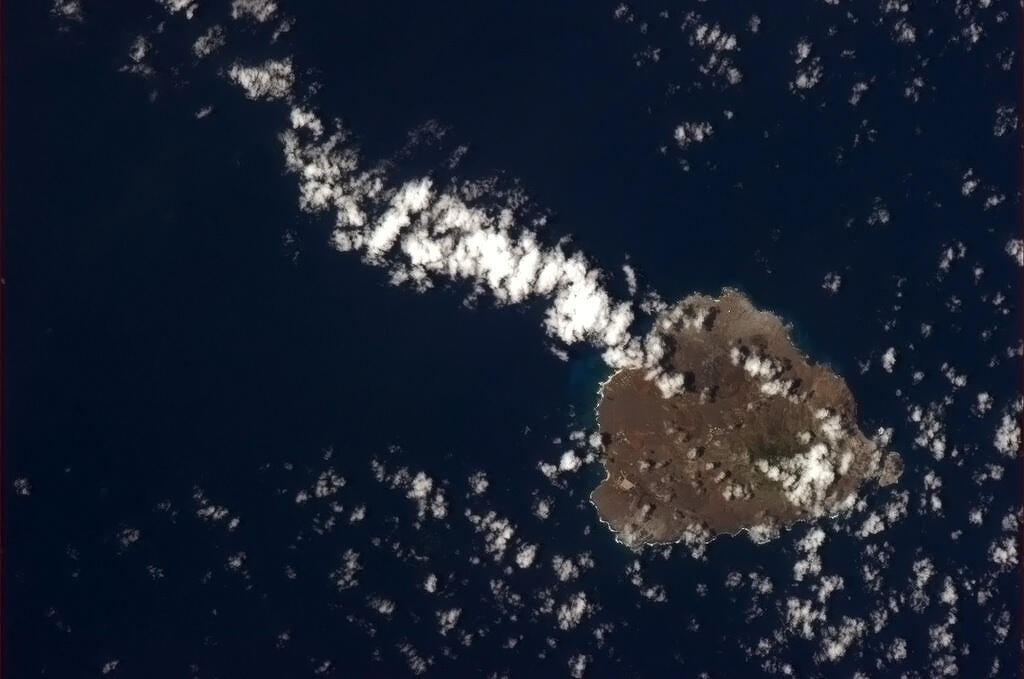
[567, 353, 614, 430]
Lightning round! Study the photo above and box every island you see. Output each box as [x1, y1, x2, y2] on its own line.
[591, 289, 902, 548]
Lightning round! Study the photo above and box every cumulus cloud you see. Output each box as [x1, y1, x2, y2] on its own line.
[880, 347, 897, 373]
[13, 478, 31, 496]
[791, 58, 823, 91]
[960, 169, 979, 196]
[685, 18, 742, 85]
[937, 240, 966, 274]
[909, 402, 948, 460]
[435, 607, 460, 636]
[568, 654, 590, 679]
[465, 509, 515, 562]
[622, 262, 637, 296]
[330, 549, 361, 590]
[1005, 238, 1023, 266]
[756, 441, 838, 513]
[193, 25, 226, 58]
[821, 271, 841, 293]
[552, 554, 581, 582]
[277, 106, 650, 369]
[228, 58, 294, 101]
[848, 81, 870, 106]
[51, 0, 84, 22]
[993, 410, 1020, 457]
[231, 0, 277, 23]
[515, 543, 537, 568]
[158, 0, 197, 18]
[993, 104, 1017, 137]
[423, 573, 438, 593]
[555, 592, 591, 630]
[793, 527, 825, 582]
[817, 616, 866, 662]
[673, 121, 714, 149]
[121, 36, 155, 78]
[988, 536, 1017, 571]
[467, 470, 489, 495]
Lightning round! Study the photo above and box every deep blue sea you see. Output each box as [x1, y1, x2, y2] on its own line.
[5, 2, 1021, 677]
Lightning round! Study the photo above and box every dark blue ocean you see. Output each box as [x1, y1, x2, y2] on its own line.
[6, 2, 1020, 677]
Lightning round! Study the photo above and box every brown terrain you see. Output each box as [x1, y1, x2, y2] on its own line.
[591, 289, 902, 548]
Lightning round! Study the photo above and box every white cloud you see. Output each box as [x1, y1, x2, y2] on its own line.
[158, 0, 197, 18]
[848, 81, 870, 106]
[555, 592, 591, 630]
[13, 478, 31, 496]
[822, 272, 841, 293]
[128, 35, 150, 64]
[515, 542, 537, 568]
[793, 39, 812, 63]
[881, 347, 897, 373]
[993, 104, 1017, 137]
[1005, 238, 1023, 266]
[120, 36, 155, 78]
[397, 643, 431, 675]
[277, 108, 650, 369]
[971, 392, 992, 418]
[686, 20, 742, 85]
[817, 616, 866, 662]
[330, 549, 361, 590]
[467, 471, 489, 495]
[994, 411, 1020, 456]
[791, 58, 823, 91]
[558, 450, 582, 472]
[961, 169, 979, 196]
[622, 263, 637, 296]
[423, 573, 438, 593]
[988, 536, 1017, 571]
[552, 555, 580, 582]
[568, 654, 590, 679]
[937, 241, 966, 273]
[908, 402, 947, 460]
[756, 442, 838, 513]
[793, 526, 825, 582]
[673, 122, 714, 149]
[892, 19, 916, 44]
[51, 0, 84, 22]
[466, 510, 515, 562]
[855, 513, 885, 539]
[193, 25, 226, 58]
[866, 198, 891, 226]
[367, 596, 396, 617]
[228, 58, 294, 101]
[532, 497, 552, 520]
[436, 608, 460, 635]
[784, 597, 823, 639]
[231, 0, 277, 22]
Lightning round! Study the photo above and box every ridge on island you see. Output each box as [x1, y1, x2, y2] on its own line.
[591, 288, 902, 549]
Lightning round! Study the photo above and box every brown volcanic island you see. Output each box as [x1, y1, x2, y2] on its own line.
[592, 289, 901, 548]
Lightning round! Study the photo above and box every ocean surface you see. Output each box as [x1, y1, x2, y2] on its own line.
[5, 2, 1020, 677]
